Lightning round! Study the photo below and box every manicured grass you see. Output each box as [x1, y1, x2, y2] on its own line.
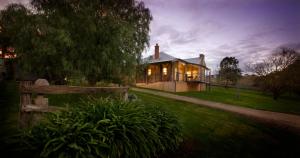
[1, 81, 300, 157]
[177, 86, 300, 115]
[133, 91, 300, 158]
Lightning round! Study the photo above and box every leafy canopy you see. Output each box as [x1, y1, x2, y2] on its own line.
[0, 0, 152, 84]
[219, 57, 242, 87]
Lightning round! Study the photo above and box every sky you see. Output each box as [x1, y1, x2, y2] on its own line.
[141, 0, 300, 73]
[1, 0, 300, 73]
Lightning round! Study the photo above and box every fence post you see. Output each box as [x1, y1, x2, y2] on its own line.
[34, 79, 49, 107]
[121, 88, 128, 101]
[19, 80, 33, 128]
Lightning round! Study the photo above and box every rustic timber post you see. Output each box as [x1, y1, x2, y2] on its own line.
[119, 87, 128, 101]
[124, 88, 128, 101]
[176, 62, 179, 81]
[19, 81, 129, 127]
[34, 79, 49, 107]
[145, 68, 148, 84]
[160, 64, 163, 81]
[184, 63, 187, 81]
[19, 80, 33, 128]
[209, 70, 211, 91]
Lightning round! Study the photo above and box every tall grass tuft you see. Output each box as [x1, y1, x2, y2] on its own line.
[15, 98, 182, 158]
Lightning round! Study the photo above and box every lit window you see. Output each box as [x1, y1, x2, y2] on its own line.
[163, 67, 167, 75]
[192, 70, 198, 76]
[147, 69, 151, 76]
[187, 71, 191, 77]
[0, 50, 2, 55]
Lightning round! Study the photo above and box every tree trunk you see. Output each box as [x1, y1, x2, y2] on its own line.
[273, 91, 279, 100]
[225, 80, 229, 88]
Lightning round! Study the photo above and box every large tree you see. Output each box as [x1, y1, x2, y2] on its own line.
[0, 0, 152, 85]
[248, 47, 299, 100]
[219, 57, 242, 88]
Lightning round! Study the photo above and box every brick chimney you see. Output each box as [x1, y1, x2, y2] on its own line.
[199, 54, 206, 66]
[154, 43, 159, 59]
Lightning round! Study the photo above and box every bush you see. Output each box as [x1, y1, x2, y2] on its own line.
[16, 98, 182, 158]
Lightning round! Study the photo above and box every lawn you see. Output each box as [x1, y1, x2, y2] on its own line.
[133, 91, 300, 158]
[1, 81, 300, 157]
[176, 86, 300, 115]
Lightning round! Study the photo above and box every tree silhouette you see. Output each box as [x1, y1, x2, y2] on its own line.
[0, 0, 152, 85]
[219, 57, 242, 88]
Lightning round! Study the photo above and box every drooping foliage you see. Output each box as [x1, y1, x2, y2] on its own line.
[14, 98, 182, 158]
[0, 0, 152, 84]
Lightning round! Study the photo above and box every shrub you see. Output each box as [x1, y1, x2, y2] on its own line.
[16, 98, 182, 158]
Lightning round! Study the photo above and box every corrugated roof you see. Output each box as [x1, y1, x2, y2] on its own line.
[142, 52, 177, 64]
[142, 52, 208, 68]
[183, 57, 199, 65]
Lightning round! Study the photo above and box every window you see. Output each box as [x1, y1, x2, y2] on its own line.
[147, 69, 151, 76]
[163, 67, 167, 75]
[186, 71, 191, 77]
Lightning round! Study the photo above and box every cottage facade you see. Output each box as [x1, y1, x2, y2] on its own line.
[136, 44, 211, 92]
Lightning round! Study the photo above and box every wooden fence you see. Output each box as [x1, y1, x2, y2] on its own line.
[19, 80, 129, 128]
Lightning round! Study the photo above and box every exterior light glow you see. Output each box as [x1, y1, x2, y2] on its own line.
[187, 71, 191, 77]
[163, 67, 167, 75]
[147, 69, 151, 76]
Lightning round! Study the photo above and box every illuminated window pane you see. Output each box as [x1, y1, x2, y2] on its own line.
[187, 71, 191, 77]
[163, 67, 167, 75]
[148, 69, 151, 76]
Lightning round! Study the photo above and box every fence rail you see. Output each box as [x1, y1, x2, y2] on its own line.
[20, 85, 129, 94]
[19, 79, 129, 128]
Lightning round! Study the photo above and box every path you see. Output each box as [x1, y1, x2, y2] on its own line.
[132, 88, 300, 132]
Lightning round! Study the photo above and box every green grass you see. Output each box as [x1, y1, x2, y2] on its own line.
[1, 81, 300, 157]
[176, 86, 300, 115]
[133, 91, 300, 158]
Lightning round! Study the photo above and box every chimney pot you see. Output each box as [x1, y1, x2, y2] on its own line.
[154, 43, 159, 59]
[199, 53, 205, 66]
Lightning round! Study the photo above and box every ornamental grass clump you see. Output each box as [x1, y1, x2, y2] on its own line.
[17, 98, 182, 158]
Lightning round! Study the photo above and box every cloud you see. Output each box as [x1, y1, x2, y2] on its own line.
[1, 0, 299, 74]
[0, 0, 29, 9]
[279, 43, 300, 52]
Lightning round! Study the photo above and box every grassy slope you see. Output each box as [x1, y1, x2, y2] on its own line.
[1, 81, 300, 157]
[133, 91, 300, 158]
[177, 86, 300, 115]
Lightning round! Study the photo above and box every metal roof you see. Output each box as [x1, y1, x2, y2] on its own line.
[142, 52, 209, 69]
[183, 57, 199, 65]
[142, 52, 177, 64]
[142, 52, 208, 67]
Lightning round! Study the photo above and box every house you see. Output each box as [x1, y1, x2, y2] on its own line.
[136, 44, 211, 92]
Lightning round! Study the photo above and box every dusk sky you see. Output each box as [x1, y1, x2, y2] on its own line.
[1, 0, 300, 73]
[142, 0, 300, 73]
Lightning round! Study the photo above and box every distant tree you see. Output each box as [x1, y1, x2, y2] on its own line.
[284, 57, 300, 95]
[247, 47, 299, 100]
[219, 57, 242, 88]
[0, 0, 152, 85]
